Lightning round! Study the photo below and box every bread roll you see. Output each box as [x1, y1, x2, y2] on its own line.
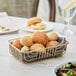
[21, 46, 29, 52]
[12, 39, 22, 50]
[32, 32, 48, 45]
[47, 32, 59, 41]
[31, 23, 46, 30]
[30, 43, 45, 53]
[20, 36, 33, 47]
[27, 17, 42, 26]
[46, 41, 59, 49]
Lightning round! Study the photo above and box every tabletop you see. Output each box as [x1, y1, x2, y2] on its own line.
[0, 16, 76, 76]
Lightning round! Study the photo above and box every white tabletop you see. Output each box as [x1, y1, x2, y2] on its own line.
[0, 16, 76, 76]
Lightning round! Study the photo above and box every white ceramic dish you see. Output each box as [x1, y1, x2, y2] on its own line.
[53, 61, 76, 76]
[20, 22, 54, 32]
[0, 27, 19, 35]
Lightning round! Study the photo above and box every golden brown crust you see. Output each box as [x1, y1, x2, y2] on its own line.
[12, 39, 22, 50]
[20, 36, 33, 47]
[32, 32, 48, 45]
[27, 17, 42, 26]
[47, 32, 59, 41]
[21, 46, 29, 52]
[30, 43, 46, 53]
[31, 23, 46, 30]
[46, 41, 59, 48]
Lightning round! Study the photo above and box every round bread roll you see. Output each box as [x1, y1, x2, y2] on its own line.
[20, 36, 33, 47]
[32, 32, 48, 45]
[27, 17, 42, 26]
[12, 39, 22, 50]
[30, 43, 46, 53]
[46, 41, 59, 49]
[31, 23, 46, 30]
[21, 46, 29, 52]
[47, 32, 59, 41]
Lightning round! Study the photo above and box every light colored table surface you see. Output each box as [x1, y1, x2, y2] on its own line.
[0, 16, 76, 76]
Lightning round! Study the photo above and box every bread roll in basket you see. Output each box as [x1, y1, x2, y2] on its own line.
[9, 37, 68, 63]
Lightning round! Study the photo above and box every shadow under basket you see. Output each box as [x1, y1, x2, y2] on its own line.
[9, 37, 68, 63]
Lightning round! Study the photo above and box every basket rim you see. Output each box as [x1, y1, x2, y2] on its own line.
[9, 37, 68, 53]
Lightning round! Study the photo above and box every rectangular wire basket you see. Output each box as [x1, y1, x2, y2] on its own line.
[9, 37, 68, 63]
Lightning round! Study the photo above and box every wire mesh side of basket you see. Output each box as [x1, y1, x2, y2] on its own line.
[23, 42, 68, 62]
[9, 39, 68, 63]
[9, 43, 24, 62]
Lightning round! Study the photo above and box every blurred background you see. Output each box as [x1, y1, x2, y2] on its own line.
[0, 0, 39, 18]
[0, 0, 76, 24]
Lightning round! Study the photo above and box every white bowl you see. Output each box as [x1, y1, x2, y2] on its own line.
[53, 61, 76, 76]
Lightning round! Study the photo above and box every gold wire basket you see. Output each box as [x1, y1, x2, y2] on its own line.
[9, 37, 68, 63]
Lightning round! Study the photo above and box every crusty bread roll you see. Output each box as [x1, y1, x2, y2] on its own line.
[32, 32, 48, 45]
[30, 43, 46, 53]
[12, 39, 22, 50]
[20, 36, 33, 47]
[27, 17, 42, 26]
[21, 46, 29, 52]
[31, 23, 46, 30]
[47, 32, 59, 41]
[46, 41, 59, 49]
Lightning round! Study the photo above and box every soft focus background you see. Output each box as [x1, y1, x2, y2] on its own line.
[0, 0, 76, 24]
[0, 0, 39, 18]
